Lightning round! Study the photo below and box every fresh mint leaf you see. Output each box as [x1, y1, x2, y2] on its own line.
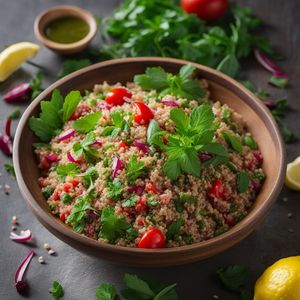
[199, 143, 228, 157]
[166, 219, 184, 241]
[73, 112, 102, 133]
[126, 155, 148, 181]
[243, 135, 257, 150]
[58, 59, 92, 78]
[217, 53, 240, 77]
[217, 265, 250, 292]
[100, 207, 130, 243]
[56, 163, 80, 177]
[153, 283, 178, 300]
[222, 131, 242, 153]
[62, 90, 81, 122]
[4, 163, 15, 176]
[101, 112, 130, 139]
[179, 148, 201, 177]
[163, 158, 181, 181]
[237, 171, 250, 193]
[147, 120, 162, 145]
[96, 283, 117, 300]
[170, 108, 190, 133]
[190, 104, 215, 131]
[106, 178, 124, 200]
[269, 76, 288, 88]
[49, 281, 64, 299]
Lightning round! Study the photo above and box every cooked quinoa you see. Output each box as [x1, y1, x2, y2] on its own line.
[33, 66, 265, 248]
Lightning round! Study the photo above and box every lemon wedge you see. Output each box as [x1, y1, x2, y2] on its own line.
[254, 256, 300, 300]
[0, 42, 40, 82]
[285, 156, 300, 190]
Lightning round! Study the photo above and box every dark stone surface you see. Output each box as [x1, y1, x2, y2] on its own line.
[0, 1, 299, 299]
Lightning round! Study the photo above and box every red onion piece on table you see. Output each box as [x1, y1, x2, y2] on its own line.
[10, 230, 32, 243]
[4, 83, 31, 102]
[58, 129, 76, 142]
[112, 157, 123, 179]
[15, 250, 35, 293]
[0, 133, 13, 156]
[133, 140, 149, 153]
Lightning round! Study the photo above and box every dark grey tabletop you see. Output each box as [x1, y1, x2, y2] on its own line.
[0, 1, 299, 299]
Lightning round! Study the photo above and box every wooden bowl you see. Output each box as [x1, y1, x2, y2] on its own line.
[13, 57, 285, 267]
[34, 5, 97, 54]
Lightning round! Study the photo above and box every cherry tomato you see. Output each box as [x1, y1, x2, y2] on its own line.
[105, 87, 132, 106]
[133, 102, 154, 125]
[146, 182, 158, 194]
[209, 179, 226, 199]
[118, 140, 128, 149]
[180, 0, 228, 22]
[138, 227, 165, 248]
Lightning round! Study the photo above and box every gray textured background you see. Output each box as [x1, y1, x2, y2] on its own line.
[0, 0, 299, 299]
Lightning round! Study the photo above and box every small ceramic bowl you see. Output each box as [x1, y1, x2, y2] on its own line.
[13, 57, 286, 267]
[34, 5, 97, 54]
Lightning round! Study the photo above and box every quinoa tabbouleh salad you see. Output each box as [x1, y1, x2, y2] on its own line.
[29, 65, 265, 249]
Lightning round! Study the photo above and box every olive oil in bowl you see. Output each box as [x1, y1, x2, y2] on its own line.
[45, 16, 89, 44]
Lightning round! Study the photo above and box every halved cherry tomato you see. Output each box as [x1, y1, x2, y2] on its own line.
[209, 179, 225, 199]
[105, 87, 132, 106]
[118, 140, 128, 149]
[138, 227, 165, 248]
[133, 102, 154, 125]
[181, 0, 228, 22]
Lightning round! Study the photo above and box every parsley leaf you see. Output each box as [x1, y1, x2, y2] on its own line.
[217, 265, 250, 292]
[73, 132, 100, 162]
[101, 112, 130, 139]
[56, 163, 80, 178]
[166, 219, 184, 241]
[49, 281, 64, 299]
[99, 207, 131, 243]
[126, 155, 148, 181]
[58, 58, 92, 78]
[134, 64, 205, 101]
[73, 112, 102, 133]
[4, 163, 15, 176]
[96, 283, 117, 300]
[237, 171, 250, 193]
[62, 90, 81, 122]
[106, 178, 124, 200]
[147, 120, 162, 145]
[122, 195, 137, 207]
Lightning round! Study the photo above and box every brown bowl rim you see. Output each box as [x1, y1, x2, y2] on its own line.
[13, 57, 286, 256]
[34, 5, 97, 51]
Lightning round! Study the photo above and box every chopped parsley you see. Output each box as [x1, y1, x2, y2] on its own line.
[101, 112, 130, 139]
[56, 163, 80, 178]
[125, 155, 148, 181]
[166, 219, 184, 241]
[42, 187, 54, 199]
[96, 283, 117, 300]
[49, 281, 64, 299]
[134, 64, 205, 101]
[122, 195, 137, 207]
[73, 132, 100, 162]
[62, 90, 81, 122]
[106, 178, 124, 200]
[73, 112, 102, 133]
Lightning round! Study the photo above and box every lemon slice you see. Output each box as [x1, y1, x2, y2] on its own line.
[254, 256, 300, 300]
[0, 42, 40, 82]
[285, 156, 300, 190]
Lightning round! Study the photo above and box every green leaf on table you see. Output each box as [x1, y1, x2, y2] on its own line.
[73, 112, 102, 133]
[4, 163, 15, 176]
[96, 283, 117, 300]
[49, 281, 64, 299]
[58, 59, 92, 78]
[62, 90, 81, 122]
[269, 76, 288, 88]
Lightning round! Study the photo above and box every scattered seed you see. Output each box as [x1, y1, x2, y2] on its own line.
[287, 213, 293, 218]
[4, 184, 11, 194]
[48, 249, 55, 255]
[288, 228, 294, 233]
[38, 256, 45, 264]
[43, 243, 51, 250]
[282, 197, 288, 203]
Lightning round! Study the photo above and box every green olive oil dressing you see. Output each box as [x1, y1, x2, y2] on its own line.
[45, 17, 89, 44]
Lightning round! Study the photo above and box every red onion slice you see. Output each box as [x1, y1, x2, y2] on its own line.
[0, 133, 13, 156]
[127, 185, 145, 196]
[46, 153, 58, 162]
[112, 157, 123, 179]
[67, 151, 80, 163]
[161, 96, 180, 107]
[58, 129, 76, 142]
[4, 83, 31, 102]
[15, 250, 35, 293]
[199, 153, 213, 162]
[133, 140, 149, 153]
[5, 117, 12, 138]
[10, 230, 32, 243]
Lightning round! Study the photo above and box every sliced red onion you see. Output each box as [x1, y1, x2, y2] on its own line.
[253, 150, 263, 162]
[127, 185, 145, 196]
[98, 102, 112, 110]
[161, 96, 180, 107]
[251, 180, 261, 193]
[0, 133, 13, 156]
[46, 153, 58, 162]
[58, 129, 76, 142]
[15, 250, 35, 293]
[254, 49, 288, 78]
[4, 83, 31, 102]
[10, 230, 32, 243]
[67, 151, 80, 163]
[199, 153, 213, 162]
[91, 140, 102, 147]
[133, 140, 149, 153]
[112, 157, 123, 179]
[262, 99, 277, 110]
[5, 117, 12, 138]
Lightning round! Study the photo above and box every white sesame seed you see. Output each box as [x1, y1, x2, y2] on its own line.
[43, 243, 51, 250]
[38, 256, 45, 264]
[48, 249, 55, 255]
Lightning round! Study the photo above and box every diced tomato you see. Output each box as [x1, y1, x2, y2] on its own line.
[52, 190, 60, 201]
[118, 140, 128, 149]
[146, 182, 158, 194]
[135, 196, 147, 213]
[63, 183, 73, 193]
[136, 215, 145, 226]
[133, 102, 154, 125]
[105, 87, 132, 106]
[69, 178, 79, 187]
[60, 210, 71, 223]
[138, 227, 165, 248]
[209, 179, 226, 200]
